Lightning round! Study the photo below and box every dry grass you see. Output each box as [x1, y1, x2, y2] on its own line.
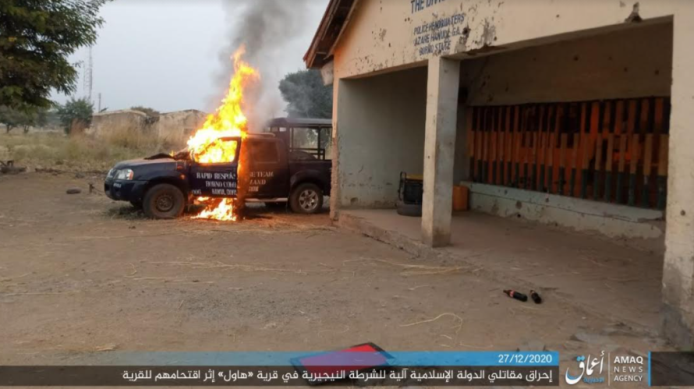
[0, 127, 186, 172]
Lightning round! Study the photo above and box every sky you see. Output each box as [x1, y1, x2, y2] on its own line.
[52, 0, 328, 115]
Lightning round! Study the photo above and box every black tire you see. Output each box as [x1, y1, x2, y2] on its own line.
[130, 200, 143, 209]
[289, 183, 323, 214]
[142, 184, 185, 219]
[396, 199, 422, 217]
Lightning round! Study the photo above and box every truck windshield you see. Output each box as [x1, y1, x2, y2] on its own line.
[191, 138, 239, 164]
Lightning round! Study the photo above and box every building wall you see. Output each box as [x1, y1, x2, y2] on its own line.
[335, 66, 427, 208]
[459, 22, 673, 105]
[331, 0, 687, 80]
[323, 0, 694, 348]
[447, 22, 673, 238]
[466, 183, 664, 239]
[330, 0, 682, 209]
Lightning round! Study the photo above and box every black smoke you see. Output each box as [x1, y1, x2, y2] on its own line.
[215, 0, 312, 131]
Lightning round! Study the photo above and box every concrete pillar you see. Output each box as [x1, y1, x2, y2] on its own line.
[422, 56, 460, 247]
[663, 11, 694, 348]
[329, 80, 341, 221]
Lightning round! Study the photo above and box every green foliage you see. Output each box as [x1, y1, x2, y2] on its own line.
[24, 108, 49, 133]
[57, 97, 93, 134]
[0, 0, 110, 109]
[0, 105, 48, 133]
[42, 109, 62, 127]
[0, 106, 24, 133]
[279, 70, 332, 119]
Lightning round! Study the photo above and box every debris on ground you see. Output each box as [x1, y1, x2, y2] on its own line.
[94, 343, 118, 352]
[0, 161, 26, 175]
[503, 289, 528, 302]
[345, 257, 469, 276]
[66, 189, 82, 195]
[571, 331, 612, 345]
[517, 339, 548, 352]
[530, 290, 543, 304]
[400, 312, 464, 334]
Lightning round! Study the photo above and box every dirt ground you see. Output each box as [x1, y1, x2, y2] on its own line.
[0, 173, 667, 383]
[341, 208, 665, 332]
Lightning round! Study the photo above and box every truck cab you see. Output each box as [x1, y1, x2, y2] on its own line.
[104, 118, 332, 219]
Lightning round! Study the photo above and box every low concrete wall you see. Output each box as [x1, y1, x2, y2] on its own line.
[88, 110, 149, 139]
[464, 182, 664, 239]
[155, 110, 208, 144]
[88, 109, 207, 145]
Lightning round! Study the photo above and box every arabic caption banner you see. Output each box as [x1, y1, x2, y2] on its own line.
[0, 366, 558, 386]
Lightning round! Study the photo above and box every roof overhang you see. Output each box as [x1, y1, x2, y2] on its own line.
[267, 117, 333, 129]
[304, 0, 357, 69]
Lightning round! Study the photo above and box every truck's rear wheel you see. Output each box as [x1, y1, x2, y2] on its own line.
[290, 183, 323, 214]
[143, 184, 185, 219]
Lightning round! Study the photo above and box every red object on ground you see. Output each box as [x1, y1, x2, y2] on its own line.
[292, 343, 390, 382]
[503, 289, 528, 302]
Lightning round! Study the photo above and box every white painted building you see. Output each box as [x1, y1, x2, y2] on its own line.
[305, 0, 694, 347]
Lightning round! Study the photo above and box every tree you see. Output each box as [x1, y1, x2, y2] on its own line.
[43, 109, 62, 127]
[0, 0, 109, 110]
[279, 70, 332, 119]
[0, 106, 24, 133]
[0, 105, 46, 133]
[57, 98, 93, 134]
[22, 108, 49, 133]
[35, 108, 49, 128]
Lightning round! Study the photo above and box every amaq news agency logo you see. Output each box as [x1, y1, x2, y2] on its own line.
[565, 351, 606, 385]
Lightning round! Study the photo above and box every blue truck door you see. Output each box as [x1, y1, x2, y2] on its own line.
[246, 139, 287, 199]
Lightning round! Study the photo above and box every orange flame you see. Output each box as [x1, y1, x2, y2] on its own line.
[190, 46, 259, 221]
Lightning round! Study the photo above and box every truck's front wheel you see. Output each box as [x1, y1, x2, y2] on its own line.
[143, 184, 185, 219]
[290, 183, 323, 214]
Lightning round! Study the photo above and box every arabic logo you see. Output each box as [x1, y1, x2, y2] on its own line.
[565, 352, 605, 385]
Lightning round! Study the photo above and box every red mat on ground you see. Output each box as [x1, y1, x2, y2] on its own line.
[291, 343, 391, 383]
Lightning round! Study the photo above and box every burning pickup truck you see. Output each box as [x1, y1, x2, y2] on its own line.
[105, 49, 333, 220]
[104, 118, 332, 220]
